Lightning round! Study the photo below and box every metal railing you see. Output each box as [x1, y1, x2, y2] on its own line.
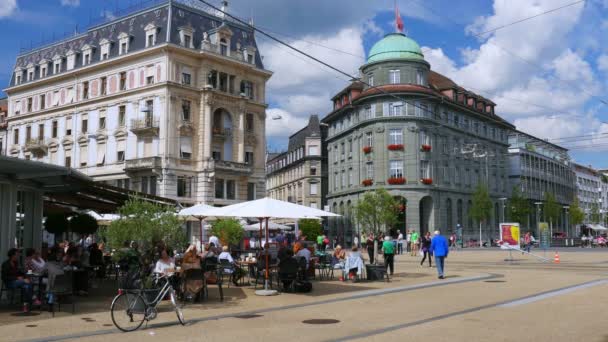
[124, 156, 162, 171]
[130, 118, 159, 130]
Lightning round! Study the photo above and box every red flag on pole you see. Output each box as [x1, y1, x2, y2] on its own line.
[395, 2, 404, 32]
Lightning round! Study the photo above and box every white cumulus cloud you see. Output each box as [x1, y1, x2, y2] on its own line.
[60, 0, 79, 7]
[0, 0, 17, 18]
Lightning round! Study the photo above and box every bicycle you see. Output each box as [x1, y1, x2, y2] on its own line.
[110, 273, 186, 332]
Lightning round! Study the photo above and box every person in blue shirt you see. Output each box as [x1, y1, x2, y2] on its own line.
[430, 230, 449, 279]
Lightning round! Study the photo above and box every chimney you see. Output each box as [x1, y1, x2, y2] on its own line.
[220, 1, 228, 18]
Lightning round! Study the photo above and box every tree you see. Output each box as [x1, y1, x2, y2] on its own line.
[106, 196, 186, 251]
[543, 192, 561, 236]
[508, 186, 531, 229]
[45, 213, 69, 236]
[569, 198, 585, 236]
[70, 213, 99, 235]
[590, 203, 601, 224]
[210, 219, 244, 249]
[298, 219, 323, 242]
[353, 188, 398, 264]
[469, 183, 492, 247]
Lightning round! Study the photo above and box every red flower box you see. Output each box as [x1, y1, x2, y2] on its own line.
[421, 178, 433, 185]
[361, 179, 373, 186]
[387, 177, 406, 185]
[387, 144, 404, 151]
[421, 144, 432, 152]
[363, 146, 373, 154]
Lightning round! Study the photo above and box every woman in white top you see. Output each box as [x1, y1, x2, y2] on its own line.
[154, 249, 175, 275]
[218, 246, 242, 285]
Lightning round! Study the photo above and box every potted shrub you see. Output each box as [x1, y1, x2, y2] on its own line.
[387, 144, 404, 151]
[361, 179, 373, 186]
[387, 177, 406, 185]
[421, 144, 432, 152]
[362, 146, 373, 154]
[421, 178, 433, 185]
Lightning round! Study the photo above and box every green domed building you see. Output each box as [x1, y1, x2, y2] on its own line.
[322, 32, 515, 246]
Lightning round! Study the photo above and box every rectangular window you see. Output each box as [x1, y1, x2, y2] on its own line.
[120, 42, 127, 54]
[389, 70, 400, 84]
[310, 183, 318, 195]
[96, 143, 106, 166]
[178, 176, 192, 197]
[118, 106, 126, 126]
[226, 180, 235, 200]
[245, 151, 254, 165]
[181, 100, 191, 121]
[147, 34, 154, 47]
[420, 160, 430, 179]
[365, 132, 373, 147]
[334, 173, 339, 190]
[215, 178, 224, 198]
[13, 129, 19, 145]
[27, 98, 32, 112]
[65, 154, 71, 168]
[416, 69, 424, 85]
[364, 106, 372, 120]
[149, 176, 157, 196]
[368, 75, 374, 87]
[389, 102, 403, 116]
[212, 151, 221, 160]
[389, 160, 403, 178]
[81, 116, 88, 133]
[310, 166, 317, 175]
[82, 81, 89, 100]
[180, 137, 192, 160]
[207, 70, 217, 88]
[40, 94, 45, 110]
[66, 116, 72, 136]
[219, 73, 228, 92]
[119, 72, 127, 90]
[101, 76, 107, 95]
[247, 182, 256, 200]
[349, 168, 353, 186]
[117, 150, 125, 162]
[389, 128, 403, 145]
[241, 80, 254, 99]
[308, 146, 319, 155]
[184, 34, 191, 48]
[80, 145, 88, 167]
[35, 124, 43, 142]
[246, 113, 254, 132]
[26, 126, 31, 141]
[52, 121, 58, 138]
[366, 162, 374, 179]
[181, 72, 191, 85]
[99, 112, 106, 130]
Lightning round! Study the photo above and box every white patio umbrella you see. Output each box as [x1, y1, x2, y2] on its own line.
[244, 221, 290, 231]
[87, 211, 120, 225]
[206, 197, 339, 296]
[589, 224, 607, 231]
[178, 203, 217, 251]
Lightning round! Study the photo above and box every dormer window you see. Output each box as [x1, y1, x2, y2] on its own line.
[39, 61, 48, 78]
[26, 64, 35, 81]
[144, 23, 158, 47]
[81, 44, 94, 66]
[66, 50, 76, 70]
[52, 55, 62, 74]
[179, 26, 195, 48]
[243, 46, 256, 64]
[118, 32, 131, 55]
[16, 74, 21, 85]
[99, 39, 111, 60]
[220, 38, 228, 56]
[14, 68, 23, 85]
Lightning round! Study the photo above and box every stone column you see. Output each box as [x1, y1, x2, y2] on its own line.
[406, 195, 421, 234]
[201, 92, 213, 162]
[237, 111, 245, 163]
[0, 184, 17, 265]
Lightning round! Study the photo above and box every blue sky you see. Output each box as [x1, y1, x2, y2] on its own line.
[1, 0, 607, 168]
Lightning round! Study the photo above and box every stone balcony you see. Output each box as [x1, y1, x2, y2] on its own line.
[124, 156, 162, 172]
[25, 138, 48, 155]
[214, 159, 251, 174]
[212, 127, 232, 139]
[130, 118, 159, 136]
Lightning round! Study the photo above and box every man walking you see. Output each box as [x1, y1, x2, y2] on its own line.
[397, 231, 404, 255]
[406, 230, 412, 253]
[410, 230, 419, 256]
[382, 236, 395, 275]
[430, 230, 449, 279]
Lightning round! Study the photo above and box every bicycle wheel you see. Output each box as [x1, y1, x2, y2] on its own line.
[169, 289, 186, 325]
[110, 292, 146, 332]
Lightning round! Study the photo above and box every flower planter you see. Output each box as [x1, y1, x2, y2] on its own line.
[361, 179, 373, 186]
[387, 177, 406, 185]
[421, 144, 432, 152]
[387, 144, 404, 151]
[421, 178, 433, 185]
[363, 146, 373, 154]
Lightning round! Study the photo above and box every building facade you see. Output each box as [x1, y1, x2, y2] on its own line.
[322, 33, 514, 245]
[266, 115, 326, 209]
[507, 130, 575, 234]
[0, 97, 7, 155]
[573, 163, 603, 228]
[4, 1, 271, 212]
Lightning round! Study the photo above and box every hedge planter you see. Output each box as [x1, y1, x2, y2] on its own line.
[387, 177, 406, 185]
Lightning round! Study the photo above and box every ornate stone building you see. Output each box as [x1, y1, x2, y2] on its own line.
[322, 33, 514, 245]
[266, 115, 327, 209]
[3, 0, 271, 212]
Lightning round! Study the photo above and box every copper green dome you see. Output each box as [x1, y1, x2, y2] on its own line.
[367, 33, 424, 63]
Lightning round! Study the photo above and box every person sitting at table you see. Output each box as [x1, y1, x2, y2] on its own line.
[88, 243, 105, 278]
[45, 247, 66, 305]
[218, 246, 243, 286]
[295, 242, 311, 270]
[331, 245, 346, 268]
[1, 248, 39, 311]
[25, 248, 46, 274]
[181, 245, 203, 299]
[343, 246, 364, 281]
[154, 249, 175, 276]
[278, 249, 299, 290]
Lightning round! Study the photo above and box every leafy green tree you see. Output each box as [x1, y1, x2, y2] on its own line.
[590, 203, 601, 224]
[543, 192, 561, 236]
[298, 219, 323, 242]
[210, 218, 244, 249]
[508, 186, 531, 229]
[45, 213, 69, 236]
[353, 188, 398, 264]
[70, 213, 99, 235]
[106, 196, 186, 251]
[469, 183, 492, 247]
[569, 198, 585, 236]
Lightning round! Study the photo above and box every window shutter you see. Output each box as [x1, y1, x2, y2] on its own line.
[96, 144, 106, 165]
[180, 137, 192, 154]
[382, 102, 389, 116]
[117, 140, 126, 152]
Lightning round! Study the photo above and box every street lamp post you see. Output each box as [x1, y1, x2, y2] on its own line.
[534, 202, 543, 240]
[563, 205, 570, 238]
[499, 197, 507, 223]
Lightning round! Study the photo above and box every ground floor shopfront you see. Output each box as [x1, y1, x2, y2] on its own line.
[327, 188, 509, 247]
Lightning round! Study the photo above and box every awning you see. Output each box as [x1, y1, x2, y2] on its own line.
[589, 224, 608, 231]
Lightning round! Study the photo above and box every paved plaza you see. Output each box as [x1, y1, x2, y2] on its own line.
[0, 248, 607, 342]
